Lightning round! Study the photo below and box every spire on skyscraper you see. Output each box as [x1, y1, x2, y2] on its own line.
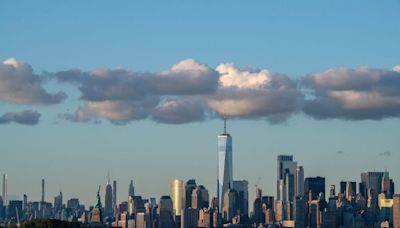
[223, 115, 227, 134]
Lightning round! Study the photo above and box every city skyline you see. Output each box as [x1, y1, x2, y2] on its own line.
[1, 0, 400, 215]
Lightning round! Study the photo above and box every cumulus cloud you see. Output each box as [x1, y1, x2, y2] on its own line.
[0, 110, 41, 125]
[303, 67, 400, 120]
[56, 60, 304, 124]
[0, 58, 66, 104]
[207, 64, 303, 122]
[60, 97, 159, 124]
[56, 59, 219, 101]
[151, 98, 208, 124]
[56, 59, 221, 124]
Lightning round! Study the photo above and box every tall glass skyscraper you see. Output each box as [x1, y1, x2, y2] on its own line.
[217, 119, 233, 212]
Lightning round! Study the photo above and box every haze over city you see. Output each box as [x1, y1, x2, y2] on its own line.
[1, 1, 400, 227]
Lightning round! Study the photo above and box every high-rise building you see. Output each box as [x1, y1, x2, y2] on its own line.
[2, 174, 7, 206]
[185, 179, 197, 208]
[128, 180, 135, 197]
[277, 155, 297, 187]
[222, 188, 237, 222]
[136, 212, 151, 228]
[104, 178, 113, 218]
[198, 208, 213, 228]
[361, 172, 384, 194]
[218, 118, 233, 213]
[181, 208, 198, 228]
[393, 194, 400, 228]
[304, 177, 325, 200]
[277, 155, 297, 221]
[294, 196, 306, 228]
[54, 192, 63, 211]
[67, 198, 80, 209]
[361, 171, 384, 210]
[170, 179, 184, 216]
[191, 185, 209, 210]
[295, 166, 304, 197]
[41, 178, 45, 203]
[113, 180, 117, 211]
[233, 180, 249, 216]
[340, 181, 356, 201]
[158, 196, 174, 228]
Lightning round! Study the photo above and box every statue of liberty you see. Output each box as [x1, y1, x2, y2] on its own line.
[91, 185, 103, 223]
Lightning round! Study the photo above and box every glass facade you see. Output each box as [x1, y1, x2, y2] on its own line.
[217, 133, 232, 213]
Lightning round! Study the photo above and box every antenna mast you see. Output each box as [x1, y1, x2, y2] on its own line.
[223, 115, 227, 134]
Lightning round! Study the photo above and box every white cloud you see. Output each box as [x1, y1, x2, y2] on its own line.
[216, 63, 270, 89]
[303, 66, 400, 120]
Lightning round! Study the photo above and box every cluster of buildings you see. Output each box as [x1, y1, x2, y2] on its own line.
[1, 121, 399, 227]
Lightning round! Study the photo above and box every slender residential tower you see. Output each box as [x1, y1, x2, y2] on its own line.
[2, 174, 7, 206]
[41, 178, 45, 203]
[217, 117, 233, 213]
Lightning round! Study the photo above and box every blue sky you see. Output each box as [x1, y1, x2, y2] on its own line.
[1, 1, 400, 207]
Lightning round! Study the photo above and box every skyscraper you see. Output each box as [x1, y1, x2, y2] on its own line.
[277, 155, 297, 201]
[128, 180, 135, 197]
[276, 155, 297, 220]
[104, 178, 113, 218]
[185, 179, 197, 208]
[2, 174, 7, 206]
[113, 180, 117, 211]
[233, 180, 249, 215]
[361, 171, 384, 210]
[393, 194, 400, 228]
[41, 178, 45, 203]
[304, 176, 325, 200]
[218, 118, 233, 213]
[170, 179, 184, 216]
[340, 181, 356, 201]
[158, 196, 174, 228]
[296, 166, 304, 197]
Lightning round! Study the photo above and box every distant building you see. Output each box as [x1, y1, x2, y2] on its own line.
[128, 180, 135, 197]
[112, 180, 117, 211]
[294, 196, 306, 228]
[181, 208, 198, 228]
[136, 211, 151, 228]
[185, 179, 197, 208]
[198, 208, 213, 228]
[158, 196, 174, 228]
[218, 118, 233, 213]
[54, 192, 63, 212]
[67, 198, 79, 210]
[170, 179, 185, 216]
[233, 180, 248, 216]
[192, 185, 209, 210]
[222, 188, 237, 222]
[340, 181, 356, 201]
[2, 174, 6, 206]
[104, 179, 113, 218]
[304, 177, 325, 200]
[170, 179, 184, 216]
[296, 166, 304, 197]
[361, 172, 384, 193]
[393, 194, 400, 228]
